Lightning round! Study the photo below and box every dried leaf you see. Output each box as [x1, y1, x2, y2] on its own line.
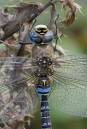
[60, 0, 81, 26]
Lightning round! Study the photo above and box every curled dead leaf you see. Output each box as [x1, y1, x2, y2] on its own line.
[60, 0, 81, 26]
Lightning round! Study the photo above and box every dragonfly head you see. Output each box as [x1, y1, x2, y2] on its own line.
[34, 25, 48, 35]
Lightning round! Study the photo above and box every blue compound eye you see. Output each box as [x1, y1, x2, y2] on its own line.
[43, 31, 54, 43]
[30, 32, 42, 44]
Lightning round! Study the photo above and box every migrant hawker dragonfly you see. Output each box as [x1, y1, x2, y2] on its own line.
[0, 43, 87, 129]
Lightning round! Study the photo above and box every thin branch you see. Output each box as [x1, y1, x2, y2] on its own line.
[1, 1, 58, 41]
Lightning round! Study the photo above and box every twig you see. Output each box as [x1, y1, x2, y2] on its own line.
[1, 0, 58, 41]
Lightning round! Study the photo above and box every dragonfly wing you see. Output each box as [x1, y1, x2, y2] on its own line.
[0, 57, 38, 125]
[0, 56, 35, 87]
[49, 53, 87, 117]
[0, 86, 37, 124]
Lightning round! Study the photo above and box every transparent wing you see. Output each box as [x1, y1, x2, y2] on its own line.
[49, 53, 87, 118]
[0, 84, 37, 125]
[0, 56, 38, 126]
[0, 56, 36, 86]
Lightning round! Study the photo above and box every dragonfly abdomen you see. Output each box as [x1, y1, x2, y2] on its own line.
[40, 95, 52, 129]
[36, 87, 51, 95]
[36, 77, 52, 129]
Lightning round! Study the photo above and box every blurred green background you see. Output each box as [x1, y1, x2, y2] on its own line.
[0, 0, 87, 129]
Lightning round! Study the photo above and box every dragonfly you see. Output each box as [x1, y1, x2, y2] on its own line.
[0, 42, 87, 129]
[0, 1, 86, 129]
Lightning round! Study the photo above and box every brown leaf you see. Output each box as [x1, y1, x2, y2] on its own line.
[62, 11, 75, 26]
[60, 0, 81, 26]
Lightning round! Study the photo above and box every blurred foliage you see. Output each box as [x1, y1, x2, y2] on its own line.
[0, 0, 87, 129]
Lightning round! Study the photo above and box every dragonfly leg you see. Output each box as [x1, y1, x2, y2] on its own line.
[52, 44, 65, 56]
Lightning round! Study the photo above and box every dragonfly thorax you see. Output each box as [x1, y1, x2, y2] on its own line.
[33, 56, 53, 77]
[34, 67, 53, 78]
[36, 56, 52, 68]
